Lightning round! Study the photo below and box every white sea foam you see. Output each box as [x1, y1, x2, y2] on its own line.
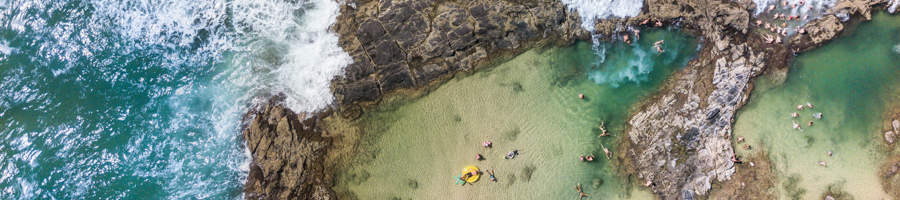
[889, 0, 899, 13]
[85, 0, 350, 113]
[0, 40, 14, 55]
[894, 44, 900, 54]
[752, 0, 836, 16]
[231, 0, 352, 113]
[589, 44, 652, 87]
[562, 0, 644, 31]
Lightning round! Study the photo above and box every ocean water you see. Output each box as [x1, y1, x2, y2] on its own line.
[730, 12, 900, 199]
[334, 28, 698, 200]
[0, 0, 349, 199]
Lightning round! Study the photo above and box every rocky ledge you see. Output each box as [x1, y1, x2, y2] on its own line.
[329, 0, 588, 105]
[243, 105, 336, 199]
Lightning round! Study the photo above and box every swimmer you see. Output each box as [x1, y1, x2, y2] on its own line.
[624, 35, 630, 45]
[792, 112, 799, 118]
[587, 154, 595, 161]
[737, 136, 745, 143]
[601, 144, 611, 160]
[756, 20, 762, 26]
[782, 0, 787, 6]
[793, 121, 804, 132]
[656, 19, 663, 27]
[814, 112, 822, 119]
[819, 161, 827, 167]
[575, 183, 591, 200]
[807, 102, 813, 109]
[653, 39, 665, 54]
[797, 104, 805, 110]
[598, 122, 610, 137]
[731, 154, 742, 163]
[799, 28, 806, 34]
[807, 120, 813, 127]
[579, 94, 584, 99]
[765, 22, 771, 29]
[489, 168, 497, 181]
[769, 4, 776, 11]
[483, 140, 492, 148]
[580, 155, 585, 161]
[506, 149, 520, 159]
[800, 0, 805, 5]
[630, 27, 640, 40]
[792, 3, 797, 8]
[476, 154, 483, 160]
[827, 150, 833, 156]
[743, 144, 751, 150]
[803, 15, 809, 20]
[641, 18, 650, 25]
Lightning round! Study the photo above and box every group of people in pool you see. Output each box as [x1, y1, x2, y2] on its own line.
[790, 102, 823, 132]
[733, 102, 832, 167]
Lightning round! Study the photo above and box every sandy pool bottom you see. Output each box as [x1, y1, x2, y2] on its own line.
[333, 29, 698, 200]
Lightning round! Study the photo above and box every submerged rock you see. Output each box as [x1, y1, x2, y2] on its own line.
[887, 131, 895, 144]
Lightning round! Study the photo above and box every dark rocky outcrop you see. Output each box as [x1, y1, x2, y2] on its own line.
[330, 0, 588, 104]
[243, 105, 335, 200]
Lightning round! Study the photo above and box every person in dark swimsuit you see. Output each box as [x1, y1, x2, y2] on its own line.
[575, 183, 590, 199]
[489, 168, 496, 182]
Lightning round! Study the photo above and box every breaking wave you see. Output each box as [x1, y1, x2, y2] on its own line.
[0, 0, 350, 198]
[561, 0, 644, 32]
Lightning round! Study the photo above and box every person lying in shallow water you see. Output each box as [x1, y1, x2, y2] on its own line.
[488, 168, 496, 182]
[575, 183, 590, 200]
[506, 149, 520, 159]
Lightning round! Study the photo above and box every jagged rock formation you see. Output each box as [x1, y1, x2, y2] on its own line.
[330, 0, 587, 104]
[243, 105, 335, 200]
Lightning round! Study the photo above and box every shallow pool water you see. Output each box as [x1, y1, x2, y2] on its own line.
[334, 29, 698, 199]
[732, 12, 900, 199]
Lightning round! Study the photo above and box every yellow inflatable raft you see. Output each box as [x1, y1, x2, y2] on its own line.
[461, 165, 480, 183]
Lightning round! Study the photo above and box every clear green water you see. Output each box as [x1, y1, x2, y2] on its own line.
[335, 29, 698, 199]
[732, 12, 900, 199]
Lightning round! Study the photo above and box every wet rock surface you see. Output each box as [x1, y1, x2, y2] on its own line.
[243, 105, 335, 200]
[330, 0, 588, 104]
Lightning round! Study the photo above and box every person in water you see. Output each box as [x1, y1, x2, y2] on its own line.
[483, 141, 492, 148]
[476, 154, 483, 160]
[489, 168, 497, 182]
[506, 149, 520, 159]
[575, 183, 590, 200]
[586, 154, 595, 161]
[597, 122, 610, 138]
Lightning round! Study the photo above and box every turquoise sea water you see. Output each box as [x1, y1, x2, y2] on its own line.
[0, 0, 348, 198]
[732, 12, 900, 199]
[335, 29, 698, 199]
